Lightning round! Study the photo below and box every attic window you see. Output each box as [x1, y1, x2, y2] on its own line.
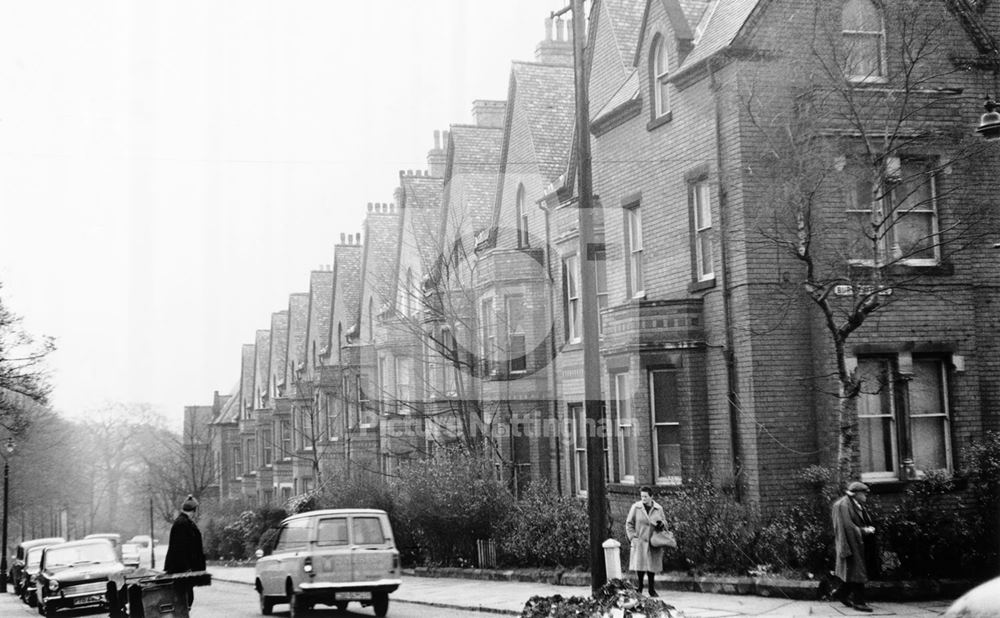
[842, 0, 886, 82]
[652, 34, 670, 118]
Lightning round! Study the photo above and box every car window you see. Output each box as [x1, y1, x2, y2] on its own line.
[316, 518, 349, 546]
[26, 549, 43, 568]
[274, 519, 311, 552]
[44, 543, 116, 568]
[352, 517, 386, 545]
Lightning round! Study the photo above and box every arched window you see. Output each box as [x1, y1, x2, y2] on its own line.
[842, 0, 885, 81]
[515, 184, 529, 248]
[652, 34, 670, 118]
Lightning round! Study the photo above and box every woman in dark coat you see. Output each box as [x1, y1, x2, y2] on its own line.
[625, 486, 667, 596]
[164, 494, 206, 608]
[831, 481, 876, 613]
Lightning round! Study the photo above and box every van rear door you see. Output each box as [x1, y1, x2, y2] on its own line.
[312, 516, 353, 584]
[349, 514, 396, 583]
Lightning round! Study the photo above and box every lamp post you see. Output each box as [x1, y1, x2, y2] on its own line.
[1, 437, 15, 592]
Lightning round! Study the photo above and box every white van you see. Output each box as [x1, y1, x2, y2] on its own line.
[254, 508, 401, 617]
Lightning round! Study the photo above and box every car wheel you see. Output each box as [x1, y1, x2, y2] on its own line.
[27, 592, 37, 608]
[37, 600, 46, 616]
[373, 592, 389, 618]
[258, 588, 275, 615]
[334, 601, 348, 612]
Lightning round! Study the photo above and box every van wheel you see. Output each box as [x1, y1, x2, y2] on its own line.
[288, 592, 312, 617]
[258, 588, 274, 615]
[373, 592, 389, 617]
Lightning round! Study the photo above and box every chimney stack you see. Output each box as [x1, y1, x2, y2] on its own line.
[471, 100, 507, 128]
[427, 129, 447, 177]
[536, 17, 574, 66]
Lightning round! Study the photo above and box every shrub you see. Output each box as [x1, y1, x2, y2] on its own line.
[656, 480, 761, 574]
[394, 448, 514, 566]
[497, 479, 589, 568]
[964, 430, 1000, 572]
[879, 471, 982, 579]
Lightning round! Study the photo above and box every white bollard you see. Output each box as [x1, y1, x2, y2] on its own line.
[602, 538, 622, 580]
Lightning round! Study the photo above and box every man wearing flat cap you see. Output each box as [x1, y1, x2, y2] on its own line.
[164, 494, 206, 608]
[831, 481, 877, 612]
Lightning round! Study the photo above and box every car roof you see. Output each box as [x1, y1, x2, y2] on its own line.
[19, 537, 66, 549]
[84, 533, 120, 539]
[282, 508, 387, 524]
[46, 538, 115, 551]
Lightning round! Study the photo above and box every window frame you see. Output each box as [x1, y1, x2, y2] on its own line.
[613, 372, 636, 484]
[624, 204, 645, 298]
[846, 156, 942, 267]
[480, 298, 495, 376]
[649, 369, 682, 485]
[515, 184, 530, 248]
[650, 33, 671, 120]
[855, 354, 954, 483]
[564, 254, 582, 343]
[841, 0, 887, 83]
[690, 179, 714, 282]
[505, 294, 527, 374]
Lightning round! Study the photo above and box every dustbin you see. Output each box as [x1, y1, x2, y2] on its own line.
[107, 570, 211, 618]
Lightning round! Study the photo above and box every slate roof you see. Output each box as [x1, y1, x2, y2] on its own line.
[441, 124, 503, 243]
[594, 67, 640, 121]
[253, 329, 271, 408]
[398, 174, 445, 275]
[509, 61, 576, 185]
[604, 0, 647, 69]
[212, 383, 240, 424]
[679, 0, 714, 32]
[268, 311, 289, 395]
[305, 270, 335, 375]
[285, 293, 310, 389]
[332, 242, 362, 341]
[677, 0, 761, 72]
[360, 206, 402, 321]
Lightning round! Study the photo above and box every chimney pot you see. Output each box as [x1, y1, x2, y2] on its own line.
[545, 16, 553, 41]
[556, 18, 565, 42]
[367, 202, 373, 212]
[434, 130, 441, 150]
[340, 233, 346, 243]
[356, 233, 361, 244]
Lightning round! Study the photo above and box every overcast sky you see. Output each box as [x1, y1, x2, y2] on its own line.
[0, 0, 572, 429]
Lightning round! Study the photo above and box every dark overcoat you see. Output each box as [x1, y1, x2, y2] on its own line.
[625, 500, 666, 573]
[164, 512, 206, 574]
[832, 495, 872, 583]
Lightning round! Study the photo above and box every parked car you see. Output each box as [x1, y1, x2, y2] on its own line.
[943, 575, 1000, 617]
[254, 508, 401, 617]
[9, 537, 65, 597]
[120, 543, 141, 569]
[35, 538, 125, 616]
[83, 533, 121, 557]
[17, 545, 47, 606]
[127, 535, 155, 549]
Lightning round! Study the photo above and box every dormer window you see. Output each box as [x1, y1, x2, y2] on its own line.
[842, 0, 885, 82]
[652, 34, 670, 119]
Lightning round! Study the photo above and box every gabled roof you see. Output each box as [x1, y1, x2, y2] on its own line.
[398, 173, 445, 275]
[332, 241, 362, 341]
[676, 0, 762, 73]
[440, 124, 503, 244]
[212, 383, 240, 424]
[509, 61, 576, 185]
[634, 0, 700, 67]
[603, 0, 647, 71]
[305, 269, 335, 374]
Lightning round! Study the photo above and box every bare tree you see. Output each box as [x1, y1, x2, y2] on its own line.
[0, 284, 54, 434]
[743, 0, 996, 483]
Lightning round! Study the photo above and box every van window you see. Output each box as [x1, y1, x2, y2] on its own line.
[274, 519, 311, 552]
[316, 518, 349, 546]
[352, 517, 386, 545]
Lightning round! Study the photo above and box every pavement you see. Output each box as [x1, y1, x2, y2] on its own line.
[208, 566, 958, 617]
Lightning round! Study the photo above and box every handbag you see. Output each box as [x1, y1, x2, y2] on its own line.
[649, 529, 676, 548]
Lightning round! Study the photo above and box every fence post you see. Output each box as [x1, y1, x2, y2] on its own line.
[602, 538, 622, 580]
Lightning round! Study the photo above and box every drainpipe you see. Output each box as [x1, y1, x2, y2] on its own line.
[538, 194, 563, 496]
[709, 57, 743, 500]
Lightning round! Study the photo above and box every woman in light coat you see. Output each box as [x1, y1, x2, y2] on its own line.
[625, 486, 667, 596]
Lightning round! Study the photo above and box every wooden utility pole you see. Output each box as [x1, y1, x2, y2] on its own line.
[561, 0, 609, 592]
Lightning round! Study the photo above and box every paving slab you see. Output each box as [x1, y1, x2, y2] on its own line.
[207, 566, 953, 617]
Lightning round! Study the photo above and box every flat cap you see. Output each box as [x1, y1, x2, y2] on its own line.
[847, 481, 870, 494]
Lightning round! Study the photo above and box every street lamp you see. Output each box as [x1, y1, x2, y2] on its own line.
[976, 97, 1000, 141]
[1, 437, 14, 592]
